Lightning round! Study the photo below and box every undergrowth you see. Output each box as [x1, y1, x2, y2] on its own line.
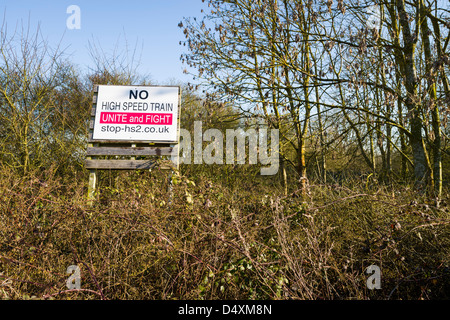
[0, 165, 449, 300]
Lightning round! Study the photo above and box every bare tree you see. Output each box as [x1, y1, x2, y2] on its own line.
[180, 0, 449, 194]
[0, 22, 73, 173]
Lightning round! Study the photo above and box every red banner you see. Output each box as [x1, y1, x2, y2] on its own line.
[99, 112, 173, 125]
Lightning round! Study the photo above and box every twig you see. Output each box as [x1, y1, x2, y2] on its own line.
[398, 221, 450, 241]
[42, 288, 104, 299]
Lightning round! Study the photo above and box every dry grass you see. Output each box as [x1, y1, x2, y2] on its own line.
[0, 165, 449, 300]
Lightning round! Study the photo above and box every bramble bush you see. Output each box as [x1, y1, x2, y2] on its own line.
[0, 164, 448, 300]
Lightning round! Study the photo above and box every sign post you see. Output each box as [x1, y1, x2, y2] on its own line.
[86, 84, 181, 203]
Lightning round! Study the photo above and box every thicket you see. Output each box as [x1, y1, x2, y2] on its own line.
[0, 164, 449, 300]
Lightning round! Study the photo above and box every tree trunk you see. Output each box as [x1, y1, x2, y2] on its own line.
[396, 0, 429, 189]
[421, 0, 442, 197]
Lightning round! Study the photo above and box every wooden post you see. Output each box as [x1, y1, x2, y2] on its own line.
[131, 143, 136, 160]
[171, 88, 182, 171]
[87, 143, 98, 205]
[168, 88, 182, 204]
[87, 86, 99, 205]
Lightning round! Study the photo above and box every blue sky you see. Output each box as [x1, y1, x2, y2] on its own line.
[0, 1, 208, 84]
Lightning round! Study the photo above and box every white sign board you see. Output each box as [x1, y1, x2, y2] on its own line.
[92, 85, 180, 142]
